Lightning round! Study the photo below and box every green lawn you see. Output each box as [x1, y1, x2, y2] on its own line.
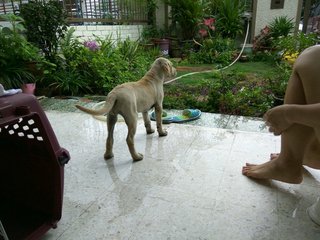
[173, 61, 277, 86]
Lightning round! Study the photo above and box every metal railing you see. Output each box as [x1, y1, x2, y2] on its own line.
[0, 0, 149, 25]
[0, 0, 22, 14]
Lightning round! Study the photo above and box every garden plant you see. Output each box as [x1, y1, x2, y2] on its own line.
[1, 0, 319, 118]
[0, 14, 46, 88]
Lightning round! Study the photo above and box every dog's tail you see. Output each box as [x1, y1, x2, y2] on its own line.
[75, 94, 116, 116]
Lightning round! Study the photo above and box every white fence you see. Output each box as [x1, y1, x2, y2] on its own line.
[70, 24, 144, 41]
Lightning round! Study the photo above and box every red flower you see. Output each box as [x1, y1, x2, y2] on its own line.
[262, 26, 270, 34]
[209, 25, 215, 31]
[204, 18, 215, 27]
[199, 29, 208, 37]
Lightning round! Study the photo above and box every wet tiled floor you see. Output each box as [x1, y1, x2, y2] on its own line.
[42, 108, 320, 240]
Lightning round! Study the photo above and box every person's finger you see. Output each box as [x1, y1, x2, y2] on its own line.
[265, 121, 271, 126]
[273, 131, 282, 136]
[272, 128, 282, 136]
[268, 126, 275, 133]
[269, 126, 282, 136]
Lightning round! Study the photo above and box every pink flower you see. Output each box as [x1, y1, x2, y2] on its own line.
[84, 41, 100, 51]
[204, 18, 215, 27]
[209, 25, 215, 31]
[262, 26, 270, 35]
[199, 29, 208, 37]
[198, 18, 216, 39]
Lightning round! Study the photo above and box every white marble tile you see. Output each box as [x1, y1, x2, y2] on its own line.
[41, 111, 320, 240]
[131, 191, 217, 240]
[227, 115, 269, 133]
[231, 130, 279, 153]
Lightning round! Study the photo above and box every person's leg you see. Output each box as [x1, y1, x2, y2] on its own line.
[242, 116, 311, 183]
[283, 46, 320, 169]
[243, 45, 320, 183]
[303, 134, 320, 169]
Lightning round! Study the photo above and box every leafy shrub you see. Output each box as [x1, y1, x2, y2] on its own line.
[269, 16, 294, 39]
[165, 0, 203, 40]
[0, 14, 45, 88]
[206, 70, 274, 117]
[42, 31, 155, 96]
[141, 25, 160, 42]
[253, 16, 294, 52]
[188, 37, 236, 65]
[164, 81, 210, 110]
[48, 69, 91, 96]
[214, 0, 245, 38]
[272, 31, 318, 56]
[164, 67, 280, 117]
[266, 61, 292, 105]
[20, 0, 68, 62]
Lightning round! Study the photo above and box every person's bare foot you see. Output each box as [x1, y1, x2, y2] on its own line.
[245, 153, 278, 167]
[242, 157, 303, 184]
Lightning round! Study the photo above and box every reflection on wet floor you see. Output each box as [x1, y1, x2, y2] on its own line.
[42, 110, 320, 240]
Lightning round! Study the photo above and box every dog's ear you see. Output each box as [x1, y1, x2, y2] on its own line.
[158, 58, 172, 76]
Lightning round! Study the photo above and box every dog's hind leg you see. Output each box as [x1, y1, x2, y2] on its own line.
[142, 111, 155, 134]
[124, 113, 143, 161]
[104, 113, 118, 160]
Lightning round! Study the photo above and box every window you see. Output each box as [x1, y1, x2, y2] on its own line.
[270, 0, 285, 9]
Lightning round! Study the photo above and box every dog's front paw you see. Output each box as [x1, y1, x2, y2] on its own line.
[104, 152, 114, 160]
[133, 153, 144, 161]
[158, 130, 168, 137]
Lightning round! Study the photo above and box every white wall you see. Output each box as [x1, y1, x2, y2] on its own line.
[254, 0, 301, 36]
[70, 1, 168, 42]
[70, 25, 144, 42]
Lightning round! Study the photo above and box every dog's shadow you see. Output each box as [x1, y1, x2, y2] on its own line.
[104, 154, 147, 216]
[103, 128, 168, 215]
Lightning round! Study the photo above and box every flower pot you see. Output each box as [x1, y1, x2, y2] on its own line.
[21, 83, 36, 95]
[152, 38, 170, 56]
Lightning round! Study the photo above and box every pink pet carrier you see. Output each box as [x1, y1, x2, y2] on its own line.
[0, 93, 70, 240]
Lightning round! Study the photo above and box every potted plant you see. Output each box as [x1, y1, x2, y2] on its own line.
[140, 25, 158, 50]
[0, 14, 44, 93]
[151, 28, 170, 56]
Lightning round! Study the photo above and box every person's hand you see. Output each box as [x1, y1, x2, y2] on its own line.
[263, 105, 292, 135]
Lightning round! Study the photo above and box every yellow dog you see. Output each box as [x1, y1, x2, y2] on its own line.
[76, 57, 176, 161]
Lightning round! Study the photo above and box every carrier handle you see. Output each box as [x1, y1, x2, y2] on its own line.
[57, 148, 70, 166]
